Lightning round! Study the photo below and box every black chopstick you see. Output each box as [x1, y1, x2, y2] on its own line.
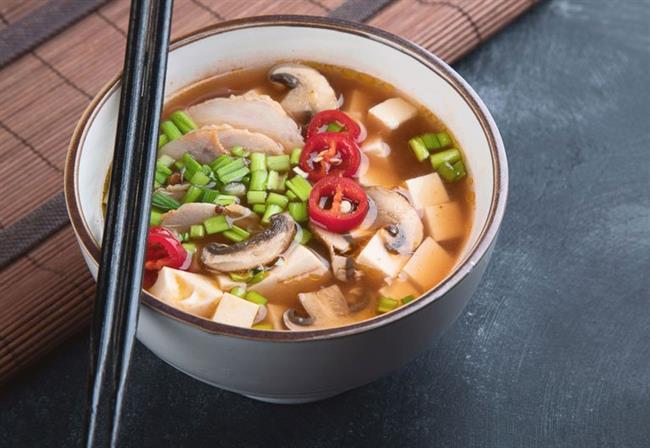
[83, 1, 173, 447]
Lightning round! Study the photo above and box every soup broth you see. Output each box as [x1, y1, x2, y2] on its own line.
[137, 62, 473, 331]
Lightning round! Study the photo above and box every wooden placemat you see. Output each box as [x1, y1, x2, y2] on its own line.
[0, 0, 539, 385]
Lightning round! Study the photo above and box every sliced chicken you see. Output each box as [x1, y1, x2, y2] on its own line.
[187, 93, 304, 150]
[268, 63, 338, 122]
[159, 127, 226, 164]
[161, 203, 219, 232]
[210, 124, 284, 155]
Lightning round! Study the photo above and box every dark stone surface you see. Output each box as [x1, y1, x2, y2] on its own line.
[2, 0, 649, 446]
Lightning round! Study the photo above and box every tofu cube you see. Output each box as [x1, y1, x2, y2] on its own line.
[368, 97, 417, 130]
[361, 136, 391, 158]
[423, 202, 465, 242]
[149, 267, 223, 318]
[379, 278, 419, 300]
[356, 232, 409, 278]
[403, 237, 454, 290]
[212, 293, 259, 328]
[405, 172, 450, 210]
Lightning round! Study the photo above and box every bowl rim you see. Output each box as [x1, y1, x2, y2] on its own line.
[64, 14, 508, 342]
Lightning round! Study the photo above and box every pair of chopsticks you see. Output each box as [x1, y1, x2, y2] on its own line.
[83, 1, 173, 446]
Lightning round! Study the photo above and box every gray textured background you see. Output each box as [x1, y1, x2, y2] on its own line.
[2, 0, 649, 446]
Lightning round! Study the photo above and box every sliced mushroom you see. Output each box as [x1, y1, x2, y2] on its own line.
[159, 127, 226, 164]
[201, 213, 296, 272]
[365, 187, 424, 254]
[283, 285, 351, 330]
[268, 63, 338, 122]
[161, 203, 219, 232]
[309, 224, 362, 282]
[187, 93, 304, 150]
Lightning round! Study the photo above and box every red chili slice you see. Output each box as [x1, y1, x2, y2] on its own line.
[308, 176, 369, 233]
[300, 132, 361, 181]
[306, 110, 361, 141]
[144, 227, 190, 285]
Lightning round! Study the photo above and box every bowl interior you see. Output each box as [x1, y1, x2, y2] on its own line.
[75, 23, 496, 274]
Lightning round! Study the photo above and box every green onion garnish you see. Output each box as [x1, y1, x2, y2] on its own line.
[158, 134, 169, 148]
[298, 227, 312, 245]
[201, 189, 219, 203]
[244, 290, 268, 305]
[230, 146, 249, 158]
[267, 192, 288, 209]
[157, 154, 175, 168]
[182, 185, 203, 203]
[182, 152, 202, 181]
[160, 120, 182, 142]
[150, 209, 163, 226]
[189, 170, 210, 186]
[229, 271, 252, 282]
[429, 148, 461, 170]
[420, 132, 440, 150]
[249, 153, 266, 171]
[219, 166, 250, 184]
[252, 323, 273, 330]
[169, 110, 198, 134]
[290, 148, 302, 165]
[408, 137, 429, 162]
[377, 296, 399, 314]
[261, 204, 282, 224]
[152, 192, 181, 211]
[285, 175, 312, 202]
[210, 154, 232, 172]
[246, 191, 267, 204]
[266, 170, 279, 191]
[437, 160, 466, 183]
[203, 215, 230, 234]
[436, 132, 452, 147]
[215, 194, 237, 206]
[266, 155, 290, 172]
[286, 189, 298, 201]
[452, 160, 466, 180]
[288, 202, 308, 222]
[252, 204, 266, 215]
[181, 242, 197, 254]
[249, 270, 267, 284]
[223, 225, 250, 242]
[249, 170, 268, 191]
[190, 224, 205, 239]
[230, 286, 246, 298]
[401, 295, 416, 304]
[326, 122, 343, 132]
[155, 170, 169, 185]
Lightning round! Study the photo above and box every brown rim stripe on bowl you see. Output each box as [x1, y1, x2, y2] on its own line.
[64, 16, 508, 342]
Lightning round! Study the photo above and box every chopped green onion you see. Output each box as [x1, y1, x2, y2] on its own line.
[285, 175, 312, 201]
[246, 191, 267, 204]
[201, 189, 219, 203]
[290, 147, 302, 165]
[266, 170, 279, 191]
[157, 154, 175, 168]
[429, 148, 461, 170]
[252, 323, 273, 330]
[249, 152, 266, 171]
[401, 295, 416, 305]
[189, 170, 210, 186]
[154, 181, 161, 189]
[179, 232, 190, 242]
[190, 224, 205, 239]
[249, 170, 268, 191]
[152, 192, 181, 211]
[155, 170, 169, 185]
[408, 137, 429, 162]
[452, 160, 466, 180]
[181, 242, 197, 254]
[286, 190, 298, 201]
[326, 122, 343, 132]
[160, 120, 182, 142]
[210, 154, 232, 172]
[158, 134, 169, 148]
[241, 174, 250, 187]
[221, 182, 246, 197]
[182, 153, 202, 180]
[216, 158, 246, 178]
[230, 286, 246, 298]
[182, 185, 203, 203]
[377, 296, 399, 314]
[203, 215, 230, 234]
[298, 227, 312, 245]
[230, 146, 249, 158]
[252, 203, 266, 214]
[266, 154, 290, 172]
[230, 271, 252, 282]
[261, 204, 282, 224]
[436, 132, 452, 147]
[420, 132, 441, 150]
[170, 110, 197, 134]
[245, 290, 268, 305]
[223, 225, 250, 242]
[267, 192, 288, 209]
[150, 208, 163, 226]
[156, 163, 172, 176]
[219, 166, 250, 184]
[215, 194, 237, 206]
[249, 270, 267, 284]
[288, 202, 308, 222]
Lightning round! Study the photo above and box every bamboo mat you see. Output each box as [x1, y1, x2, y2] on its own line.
[0, 0, 538, 385]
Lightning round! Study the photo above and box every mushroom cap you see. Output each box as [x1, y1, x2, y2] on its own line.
[201, 213, 297, 272]
[268, 63, 338, 122]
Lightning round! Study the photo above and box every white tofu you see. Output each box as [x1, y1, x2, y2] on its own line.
[379, 278, 420, 300]
[368, 97, 417, 130]
[149, 267, 223, 318]
[423, 202, 465, 242]
[355, 232, 409, 278]
[212, 293, 259, 328]
[403, 237, 454, 290]
[250, 245, 331, 300]
[405, 172, 450, 210]
[361, 136, 391, 158]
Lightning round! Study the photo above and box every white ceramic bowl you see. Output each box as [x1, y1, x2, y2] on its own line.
[65, 16, 507, 403]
